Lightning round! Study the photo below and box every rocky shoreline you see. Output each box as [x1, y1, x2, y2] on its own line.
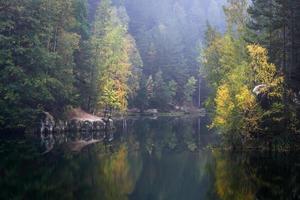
[37, 108, 113, 134]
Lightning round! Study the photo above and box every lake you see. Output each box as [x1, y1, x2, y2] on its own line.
[0, 116, 300, 200]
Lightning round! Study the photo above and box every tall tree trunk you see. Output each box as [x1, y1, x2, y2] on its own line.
[198, 76, 201, 108]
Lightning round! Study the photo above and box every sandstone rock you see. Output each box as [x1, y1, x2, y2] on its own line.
[39, 112, 55, 134]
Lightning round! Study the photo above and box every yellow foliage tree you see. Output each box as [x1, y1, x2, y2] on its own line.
[236, 86, 256, 111]
[92, 1, 134, 112]
[212, 84, 235, 131]
[247, 44, 284, 98]
[235, 86, 262, 134]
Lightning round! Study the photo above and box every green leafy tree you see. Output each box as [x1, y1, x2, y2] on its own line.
[91, 0, 140, 112]
[0, 0, 81, 129]
[134, 76, 150, 112]
[183, 77, 197, 105]
[151, 70, 172, 110]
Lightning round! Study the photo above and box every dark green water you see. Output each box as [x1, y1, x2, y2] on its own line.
[0, 116, 300, 200]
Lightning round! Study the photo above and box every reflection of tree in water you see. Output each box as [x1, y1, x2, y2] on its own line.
[129, 150, 216, 200]
[212, 151, 300, 200]
[98, 144, 142, 200]
[118, 117, 217, 200]
[124, 117, 209, 155]
[213, 151, 256, 200]
[0, 138, 143, 200]
[179, 118, 197, 151]
[0, 116, 217, 200]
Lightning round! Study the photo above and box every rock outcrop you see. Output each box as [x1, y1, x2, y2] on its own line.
[37, 108, 112, 134]
[39, 112, 55, 134]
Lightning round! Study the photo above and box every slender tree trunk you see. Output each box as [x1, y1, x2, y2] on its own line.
[290, 1, 296, 81]
[198, 77, 201, 108]
[268, 0, 274, 61]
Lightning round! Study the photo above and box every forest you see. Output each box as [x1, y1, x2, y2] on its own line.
[0, 0, 226, 127]
[1, 0, 300, 145]
[2, 1, 300, 199]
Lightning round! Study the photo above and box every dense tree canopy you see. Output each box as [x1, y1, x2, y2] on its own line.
[0, 0, 299, 138]
[0, 0, 82, 128]
[201, 0, 300, 142]
[0, 0, 142, 128]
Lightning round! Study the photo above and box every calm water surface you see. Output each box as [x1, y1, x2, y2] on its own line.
[1, 116, 300, 200]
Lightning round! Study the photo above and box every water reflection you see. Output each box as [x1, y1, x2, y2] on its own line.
[0, 116, 300, 199]
[213, 151, 300, 200]
[39, 129, 111, 153]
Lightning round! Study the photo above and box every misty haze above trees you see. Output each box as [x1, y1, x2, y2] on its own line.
[1, 0, 300, 140]
[0, 0, 227, 129]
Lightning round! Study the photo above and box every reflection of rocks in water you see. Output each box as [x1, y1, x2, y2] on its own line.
[103, 131, 115, 153]
[81, 131, 93, 141]
[104, 131, 114, 142]
[39, 112, 55, 134]
[35, 110, 117, 153]
[68, 140, 101, 152]
[39, 130, 114, 153]
[40, 132, 55, 154]
[68, 119, 81, 132]
[81, 121, 93, 132]
[53, 120, 67, 133]
[93, 120, 105, 131]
